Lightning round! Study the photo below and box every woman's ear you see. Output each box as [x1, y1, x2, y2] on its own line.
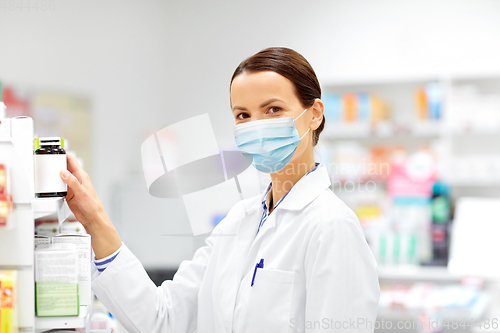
[310, 98, 324, 131]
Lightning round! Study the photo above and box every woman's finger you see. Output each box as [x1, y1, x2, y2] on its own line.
[60, 169, 83, 196]
[66, 154, 87, 182]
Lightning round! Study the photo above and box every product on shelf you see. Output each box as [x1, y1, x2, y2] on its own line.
[333, 145, 439, 267]
[321, 93, 342, 122]
[329, 141, 367, 182]
[370, 95, 389, 125]
[35, 220, 59, 236]
[0, 270, 17, 333]
[328, 143, 392, 184]
[369, 146, 391, 181]
[416, 87, 428, 120]
[0, 165, 13, 228]
[35, 243, 79, 317]
[370, 196, 432, 266]
[379, 282, 483, 311]
[34, 235, 50, 248]
[34, 137, 67, 198]
[357, 92, 371, 123]
[322, 92, 391, 130]
[0, 165, 6, 194]
[430, 182, 451, 266]
[343, 93, 357, 122]
[387, 149, 437, 198]
[426, 83, 443, 120]
[447, 84, 500, 133]
[414, 82, 444, 121]
[0, 195, 13, 228]
[1, 87, 30, 118]
[372, 230, 419, 266]
[52, 234, 92, 307]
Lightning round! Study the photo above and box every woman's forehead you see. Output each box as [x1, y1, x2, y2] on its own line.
[230, 71, 297, 106]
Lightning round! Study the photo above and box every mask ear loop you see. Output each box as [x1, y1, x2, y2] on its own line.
[294, 108, 308, 121]
[300, 128, 310, 140]
[295, 108, 310, 140]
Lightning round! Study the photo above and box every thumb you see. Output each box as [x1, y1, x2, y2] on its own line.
[60, 170, 82, 194]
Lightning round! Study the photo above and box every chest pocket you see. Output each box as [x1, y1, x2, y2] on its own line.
[240, 268, 295, 333]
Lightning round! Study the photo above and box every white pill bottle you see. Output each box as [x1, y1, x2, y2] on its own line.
[34, 137, 67, 198]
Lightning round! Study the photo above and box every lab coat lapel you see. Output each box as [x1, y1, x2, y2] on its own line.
[227, 186, 278, 279]
[239, 165, 332, 268]
[216, 195, 261, 328]
[239, 164, 332, 273]
[277, 164, 331, 211]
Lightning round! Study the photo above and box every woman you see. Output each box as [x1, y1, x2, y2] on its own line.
[60, 47, 380, 333]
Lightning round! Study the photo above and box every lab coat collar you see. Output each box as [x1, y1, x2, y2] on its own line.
[274, 163, 331, 211]
[262, 162, 321, 214]
[226, 163, 331, 236]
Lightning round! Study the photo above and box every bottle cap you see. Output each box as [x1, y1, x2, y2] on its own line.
[432, 182, 449, 196]
[39, 137, 62, 146]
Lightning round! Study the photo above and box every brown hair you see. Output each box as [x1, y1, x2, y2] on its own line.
[230, 47, 325, 146]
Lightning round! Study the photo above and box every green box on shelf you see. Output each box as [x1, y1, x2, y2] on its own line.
[35, 282, 79, 317]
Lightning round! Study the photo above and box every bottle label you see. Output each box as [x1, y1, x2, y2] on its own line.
[432, 196, 449, 223]
[35, 154, 67, 193]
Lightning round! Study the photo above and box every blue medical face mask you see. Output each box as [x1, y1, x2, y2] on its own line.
[234, 108, 310, 173]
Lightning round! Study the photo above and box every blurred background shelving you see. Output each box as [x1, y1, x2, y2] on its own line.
[314, 74, 500, 332]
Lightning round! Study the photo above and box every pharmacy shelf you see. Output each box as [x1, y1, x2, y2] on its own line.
[33, 197, 71, 222]
[378, 266, 463, 282]
[319, 73, 443, 87]
[35, 305, 88, 332]
[447, 180, 500, 187]
[320, 71, 500, 87]
[377, 292, 490, 321]
[322, 123, 500, 141]
[321, 121, 442, 141]
[411, 121, 443, 137]
[448, 128, 500, 136]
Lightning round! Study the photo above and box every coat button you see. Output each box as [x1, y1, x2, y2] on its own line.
[224, 321, 230, 332]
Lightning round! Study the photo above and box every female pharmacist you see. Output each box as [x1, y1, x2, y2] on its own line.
[60, 47, 380, 333]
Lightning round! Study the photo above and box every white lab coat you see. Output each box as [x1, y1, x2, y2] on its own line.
[91, 164, 380, 333]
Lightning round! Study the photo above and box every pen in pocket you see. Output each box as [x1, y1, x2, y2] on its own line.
[251, 258, 264, 287]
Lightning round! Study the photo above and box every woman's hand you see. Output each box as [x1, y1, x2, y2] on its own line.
[60, 154, 122, 259]
[60, 154, 104, 228]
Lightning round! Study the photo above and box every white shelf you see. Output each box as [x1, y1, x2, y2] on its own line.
[320, 71, 500, 87]
[446, 125, 500, 136]
[322, 121, 442, 140]
[411, 120, 443, 137]
[33, 197, 71, 222]
[447, 180, 500, 187]
[378, 266, 462, 281]
[322, 122, 371, 138]
[35, 305, 88, 331]
[322, 121, 500, 140]
[319, 74, 443, 87]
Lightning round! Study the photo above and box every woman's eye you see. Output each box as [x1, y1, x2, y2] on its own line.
[236, 112, 249, 120]
[268, 106, 282, 114]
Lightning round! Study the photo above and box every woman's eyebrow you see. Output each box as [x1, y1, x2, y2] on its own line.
[260, 98, 285, 108]
[232, 105, 247, 111]
[232, 98, 285, 112]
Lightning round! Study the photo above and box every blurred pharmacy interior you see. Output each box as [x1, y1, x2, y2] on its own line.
[2, 0, 500, 332]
